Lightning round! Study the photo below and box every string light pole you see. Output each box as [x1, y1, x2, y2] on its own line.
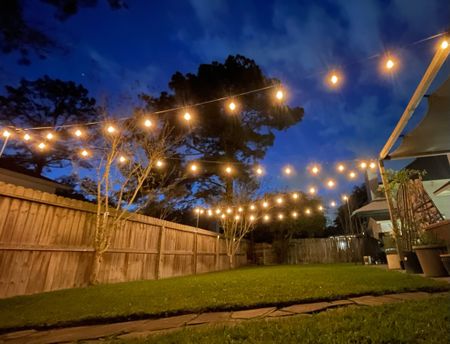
[0, 130, 11, 158]
[342, 195, 353, 234]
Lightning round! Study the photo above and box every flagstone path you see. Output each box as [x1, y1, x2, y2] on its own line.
[0, 290, 448, 344]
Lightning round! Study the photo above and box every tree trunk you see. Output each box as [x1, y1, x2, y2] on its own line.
[228, 253, 235, 269]
[89, 250, 103, 285]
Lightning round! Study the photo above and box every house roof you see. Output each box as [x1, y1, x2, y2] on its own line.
[388, 77, 450, 159]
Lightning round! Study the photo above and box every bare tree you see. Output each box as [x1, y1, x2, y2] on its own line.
[88, 117, 181, 284]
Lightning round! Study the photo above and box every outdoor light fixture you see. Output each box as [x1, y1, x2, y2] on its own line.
[23, 133, 31, 141]
[74, 129, 83, 137]
[225, 166, 233, 174]
[119, 155, 127, 163]
[440, 39, 448, 49]
[156, 160, 164, 168]
[46, 132, 54, 140]
[275, 89, 284, 100]
[194, 208, 201, 214]
[349, 171, 357, 179]
[228, 101, 236, 112]
[2, 130, 11, 138]
[326, 179, 336, 188]
[330, 201, 337, 207]
[342, 195, 349, 201]
[106, 125, 116, 134]
[311, 165, 320, 175]
[80, 149, 89, 157]
[144, 119, 152, 127]
[386, 59, 395, 69]
[309, 187, 317, 195]
[337, 164, 345, 172]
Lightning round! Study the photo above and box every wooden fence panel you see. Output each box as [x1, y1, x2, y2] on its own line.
[0, 182, 248, 298]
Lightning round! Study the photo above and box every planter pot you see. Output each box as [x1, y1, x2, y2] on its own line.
[413, 245, 448, 277]
[403, 251, 423, 274]
[440, 254, 450, 275]
[386, 251, 401, 270]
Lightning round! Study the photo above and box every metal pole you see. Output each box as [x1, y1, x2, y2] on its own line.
[0, 136, 10, 158]
[196, 213, 200, 228]
[346, 199, 353, 234]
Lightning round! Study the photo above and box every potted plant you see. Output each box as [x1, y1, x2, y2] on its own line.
[383, 233, 402, 270]
[413, 231, 448, 277]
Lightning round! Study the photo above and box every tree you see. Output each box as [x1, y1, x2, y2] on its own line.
[0, 0, 127, 64]
[85, 117, 182, 284]
[0, 76, 99, 175]
[140, 55, 304, 205]
[333, 184, 368, 234]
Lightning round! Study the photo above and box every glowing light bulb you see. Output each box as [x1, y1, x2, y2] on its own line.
[305, 208, 311, 215]
[342, 195, 349, 201]
[119, 156, 127, 163]
[275, 89, 284, 100]
[318, 205, 323, 211]
[46, 132, 54, 140]
[249, 215, 255, 221]
[440, 40, 448, 49]
[80, 149, 89, 157]
[330, 201, 337, 207]
[38, 142, 46, 150]
[215, 209, 221, 214]
[228, 101, 236, 111]
[292, 193, 299, 200]
[309, 187, 317, 195]
[292, 211, 298, 218]
[106, 125, 116, 134]
[234, 215, 240, 221]
[330, 74, 338, 84]
[262, 201, 269, 208]
[74, 129, 83, 137]
[207, 210, 213, 217]
[23, 133, 31, 141]
[276, 197, 283, 204]
[221, 214, 226, 219]
[156, 160, 164, 168]
[238, 207, 243, 212]
[226, 208, 232, 214]
[311, 165, 320, 175]
[255, 166, 263, 175]
[326, 179, 336, 188]
[190, 163, 198, 172]
[183, 112, 191, 121]
[369, 162, 377, 169]
[278, 213, 284, 220]
[337, 164, 345, 172]
[360, 162, 367, 169]
[349, 171, 357, 179]
[2, 129, 11, 138]
[225, 166, 233, 174]
[263, 214, 270, 222]
[250, 204, 256, 210]
[194, 208, 201, 214]
[284, 166, 292, 175]
[144, 119, 152, 127]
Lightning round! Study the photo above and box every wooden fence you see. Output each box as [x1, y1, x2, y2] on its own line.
[0, 182, 247, 298]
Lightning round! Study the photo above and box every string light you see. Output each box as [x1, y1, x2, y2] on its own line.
[326, 179, 336, 188]
[255, 166, 264, 176]
[275, 89, 284, 101]
[38, 142, 46, 150]
[249, 215, 255, 222]
[309, 187, 317, 195]
[386, 59, 395, 70]
[2, 130, 11, 138]
[183, 112, 191, 122]
[292, 211, 298, 218]
[228, 100, 237, 112]
[221, 214, 226, 219]
[292, 192, 299, 200]
[190, 163, 199, 172]
[225, 166, 233, 175]
[74, 129, 83, 137]
[318, 205, 323, 211]
[311, 165, 320, 175]
[327, 71, 342, 88]
[119, 155, 127, 163]
[144, 119, 153, 127]
[156, 160, 164, 168]
[250, 204, 256, 211]
[359, 162, 367, 169]
[207, 210, 213, 217]
[23, 133, 31, 141]
[262, 201, 269, 208]
[46, 132, 54, 140]
[234, 215, 240, 221]
[263, 214, 270, 222]
[106, 125, 116, 134]
[305, 208, 311, 215]
[278, 213, 284, 220]
[369, 162, 377, 169]
[330, 201, 336, 207]
[440, 39, 448, 49]
[80, 149, 89, 158]
[226, 208, 232, 214]
[283, 166, 293, 176]
[337, 164, 345, 172]
[194, 208, 201, 214]
[215, 209, 221, 214]
[238, 207, 243, 212]
[348, 171, 357, 179]
[342, 195, 349, 201]
[276, 197, 283, 204]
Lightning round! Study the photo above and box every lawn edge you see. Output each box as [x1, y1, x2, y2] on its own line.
[0, 286, 448, 334]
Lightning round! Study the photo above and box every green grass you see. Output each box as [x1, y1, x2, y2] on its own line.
[125, 296, 450, 344]
[0, 264, 447, 332]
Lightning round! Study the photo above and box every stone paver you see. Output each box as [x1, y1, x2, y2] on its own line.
[187, 312, 231, 325]
[384, 292, 430, 301]
[329, 299, 355, 307]
[266, 310, 296, 317]
[231, 307, 276, 319]
[280, 302, 332, 314]
[349, 295, 401, 306]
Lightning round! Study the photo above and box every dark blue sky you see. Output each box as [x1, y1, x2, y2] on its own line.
[1, 0, 449, 207]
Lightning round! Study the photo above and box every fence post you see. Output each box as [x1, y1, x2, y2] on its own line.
[155, 225, 165, 280]
[215, 235, 220, 271]
[193, 230, 198, 274]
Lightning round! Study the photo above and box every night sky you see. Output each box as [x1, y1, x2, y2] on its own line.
[1, 0, 449, 209]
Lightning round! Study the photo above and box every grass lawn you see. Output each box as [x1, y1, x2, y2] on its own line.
[124, 296, 450, 344]
[0, 264, 448, 332]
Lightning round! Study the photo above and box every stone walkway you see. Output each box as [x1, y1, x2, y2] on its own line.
[0, 290, 448, 344]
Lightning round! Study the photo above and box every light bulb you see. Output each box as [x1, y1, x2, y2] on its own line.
[256, 166, 263, 175]
[194, 208, 201, 214]
[276, 197, 283, 204]
[309, 187, 317, 195]
[2, 130, 11, 138]
[284, 166, 292, 175]
[156, 160, 164, 168]
[263, 214, 270, 221]
[250, 205, 256, 210]
[80, 149, 89, 157]
[342, 195, 349, 201]
[183, 112, 191, 121]
[119, 156, 127, 163]
[330, 74, 338, 84]
[337, 164, 345, 172]
[238, 207, 243, 212]
[74, 129, 83, 137]
[225, 166, 233, 174]
[226, 208, 232, 214]
[249, 215, 255, 221]
[144, 119, 152, 127]
[349, 171, 357, 179]
[369, 162, 377, 169]
[46, 132, 54, 140]
[262, 201, 269, 208]
[215, 209, 221, 214]
[326, 179, 335, 188]
[228, 101, 236, 111]
[292, 211, 298, 218]
[305, 208, 311, 215]
[275, 89, 284, 100]
[106, 125, 116, 134]
[311, 165, 320, 175]
[23, 133, 31, 141]
[292, 193, 299, 200]
[278, 213, 284, 220]
[360, 162, 367, 169]
[330, 201, 337, 207]
[318, 205, 323, 211]
[38, 142, 46, 150]
[190, 163, 198, 172]
[440, 40, 448, 49]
